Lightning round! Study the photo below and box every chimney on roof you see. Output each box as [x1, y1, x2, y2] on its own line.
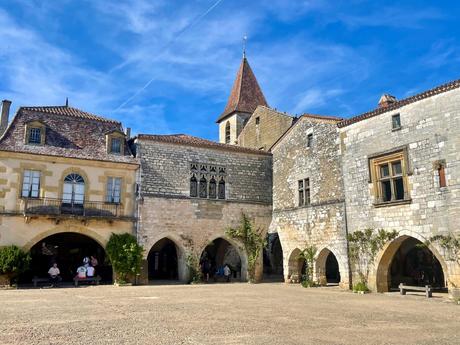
[125, 127, 131, 139]
[0, 100, 11, 137]
[378, 94, 397, 108]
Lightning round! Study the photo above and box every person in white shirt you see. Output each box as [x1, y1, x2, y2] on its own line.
[223, 264, 231, 283]
[48, 263, 61, 287]
[86, 265, 95, 278]
[76, 265, 87, 279]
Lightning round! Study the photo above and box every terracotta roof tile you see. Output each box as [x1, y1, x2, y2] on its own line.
[216, 57, 268, 123]
[136, 134, 271, 156]
[338, 78, 460, 128]
[0, 106, 137, 164]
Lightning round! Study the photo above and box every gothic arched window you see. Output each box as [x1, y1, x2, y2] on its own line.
[199, 176, 207, 198]
[218, 178, 225, 199]
[209, 177, 217, 199]
[62, 173, 85, 204]
[190, 175, 198, 197]
[225, 122, 231, 144]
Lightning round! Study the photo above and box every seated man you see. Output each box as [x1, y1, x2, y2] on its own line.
[48, 263, 62, 287]
[75, 265, 87, 280]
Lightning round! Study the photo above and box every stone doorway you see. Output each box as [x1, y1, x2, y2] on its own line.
[22, 232, 111, 284]
[263, 233, 283, 281]
[147, 238, 179, 280]
[315, 248, 341, 285]
[201, 238, 242, 281]
[376, 235, 447, 292]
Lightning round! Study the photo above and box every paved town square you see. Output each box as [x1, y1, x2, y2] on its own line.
[0, 283, 458, 345]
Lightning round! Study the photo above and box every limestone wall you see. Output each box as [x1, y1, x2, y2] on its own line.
[340, 87, 460, 290]
[270, 116, 349, 287]
[238, 106, 293, 151]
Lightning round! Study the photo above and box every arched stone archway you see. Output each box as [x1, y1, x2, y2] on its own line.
[21, 232, 111, 284]
[373, 233, 448, 292]
[147, 238, 179, 281]
[286, 248, 306, 283]
[200, 237, 246, 282]
[263, 233, 283, 281]
[315, 248, 342, 286]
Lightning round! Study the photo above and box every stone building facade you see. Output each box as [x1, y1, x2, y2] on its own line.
[339, 81, 460, 292]
[133, 134, 272, 283]
[0, 104, 138, 284]
[269, 114, 350, 288]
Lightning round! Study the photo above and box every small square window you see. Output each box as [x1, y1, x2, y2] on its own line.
[111, 138, 121, 154]
[29, 128, 41, 144]
[307, 133, 313, 148]
[392, 114, 401, 130]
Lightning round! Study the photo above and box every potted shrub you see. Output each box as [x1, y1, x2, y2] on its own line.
[106, 233, 143, 286]
[298, 245, 318, 288]
[0, 245, 31, 287]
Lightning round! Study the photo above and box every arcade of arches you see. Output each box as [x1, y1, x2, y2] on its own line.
[20, 232, 112, 283]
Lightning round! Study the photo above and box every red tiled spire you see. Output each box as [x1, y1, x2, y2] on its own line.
[216, 57, 268, 123]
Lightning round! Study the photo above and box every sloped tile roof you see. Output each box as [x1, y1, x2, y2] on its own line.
[338, 78, 460, 128]
[136, 134, 272, 156]
[216, 57, 268, 123]
[0, 106, 137, 164]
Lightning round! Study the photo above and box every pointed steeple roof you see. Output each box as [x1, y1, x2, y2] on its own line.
[216, 57, 268, 123]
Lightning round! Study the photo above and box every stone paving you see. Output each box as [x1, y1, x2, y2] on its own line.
[0, 283, 458, 345]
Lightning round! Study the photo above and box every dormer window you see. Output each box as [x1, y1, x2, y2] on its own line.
[25, 121, 46, 145]
[111, 138, 121, 154]
[106, 130, 125, 154]
[29, 128, 41, 144]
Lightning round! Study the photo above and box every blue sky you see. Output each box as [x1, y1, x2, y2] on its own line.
[1, 0, 459, 140]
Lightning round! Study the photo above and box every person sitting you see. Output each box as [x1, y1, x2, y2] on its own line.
[75, 265, 87, 280]
[48, 263, 62, 287]
[86, 265, 95, 278]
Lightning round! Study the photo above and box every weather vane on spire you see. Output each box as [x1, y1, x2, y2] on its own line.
[243, 35, 247, 58]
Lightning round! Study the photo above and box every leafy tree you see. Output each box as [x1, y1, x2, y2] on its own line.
[298, 245, 317, 287]
[106, 233, 144, 284]
[347, 228, 398, 290]
[226, 213, 266, 283]
[0, 245, 31, 285]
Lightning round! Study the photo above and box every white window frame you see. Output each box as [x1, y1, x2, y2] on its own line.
[106, 177, 122, 203]
[22, 170, 41, 198]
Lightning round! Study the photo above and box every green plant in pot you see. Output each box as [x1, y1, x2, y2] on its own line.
[298, 245, 317, 288]
[0, 245, 31, 286]
[106, 233, 143, 285]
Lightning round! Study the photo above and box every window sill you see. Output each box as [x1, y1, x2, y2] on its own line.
[391, 126, 402, 132]
[373, 198, 411, 208]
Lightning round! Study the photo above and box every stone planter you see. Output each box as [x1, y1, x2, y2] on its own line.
[114, 282, 133, 287]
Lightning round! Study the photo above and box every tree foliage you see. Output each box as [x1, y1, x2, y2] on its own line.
[106, 233, 144, 284]
[0, 245, 31, 284]
[226, 213, 266, 282]
[347, 229, 398, 286]
[185, 252, 202, 284]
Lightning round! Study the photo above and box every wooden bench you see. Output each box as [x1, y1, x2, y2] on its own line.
[399, 283, 432, 298]
[73, 275, 101, 287]
[32, 277, 50, 288]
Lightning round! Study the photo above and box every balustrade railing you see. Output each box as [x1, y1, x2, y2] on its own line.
[22, 198, 128, 218]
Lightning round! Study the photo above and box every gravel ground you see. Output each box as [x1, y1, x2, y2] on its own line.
[0, 283, 458, 345]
